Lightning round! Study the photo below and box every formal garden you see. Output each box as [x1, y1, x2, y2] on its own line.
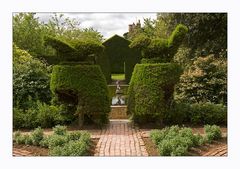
[13, 13, 227, 156]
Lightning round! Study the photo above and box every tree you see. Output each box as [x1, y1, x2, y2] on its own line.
[13, 44, 51, 109]
[13, 13, 50, 56]
[13, 13, 104, 59]
[176, 55, 227, 105]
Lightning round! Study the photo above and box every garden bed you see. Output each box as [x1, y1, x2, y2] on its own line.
[13, 138, 99, 156]
[143, 137, 227, 156]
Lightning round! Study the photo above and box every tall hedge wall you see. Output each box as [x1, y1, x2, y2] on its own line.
[96, 52, 111, 83]
[51, 65, 110, 125]
[125, 48, 141, 83]
[103, 35, 140, 83]
[127, 63, 182, 124]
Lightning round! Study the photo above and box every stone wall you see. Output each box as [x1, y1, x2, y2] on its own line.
[109, 105, 128, 119]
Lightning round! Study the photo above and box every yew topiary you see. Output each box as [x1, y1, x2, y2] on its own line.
[45, 36, 110, 127]
[129, 24, 188, 63]
[128, 24, 187, 125]
[51, 65, 110, 127]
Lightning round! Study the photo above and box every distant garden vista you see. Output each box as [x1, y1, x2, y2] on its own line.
[13, 13, 227, 156]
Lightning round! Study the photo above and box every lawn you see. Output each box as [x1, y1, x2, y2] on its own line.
[111, 74, 125, 80]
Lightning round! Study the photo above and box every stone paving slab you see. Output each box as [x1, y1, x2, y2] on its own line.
[94, 119, 148, 156]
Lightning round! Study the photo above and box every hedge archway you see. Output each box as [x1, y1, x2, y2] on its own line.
[102, 35, 140, 83]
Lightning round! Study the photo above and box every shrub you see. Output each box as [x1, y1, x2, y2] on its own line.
[165, 102, 227, 126]
[176, 55, 227, 105]
[47, 134, 69, 149]
[13, 132, 32, 145]
[13, 45, 51, 109]
[13, 106, 39, 129]
[13, 101, 74, 129]
[204, 125, 222, 143]
[165, 102, 191, 125]
[49, 140, 90, 156]
[67, 131, 83, 141]
[190, 103, 227, 125]
[150, 126, 204, 156]
[51, 65, 110, 126]
[127, 63, 182, 124]
[53, 125, 67, 136]
[31, 127, 44, 146]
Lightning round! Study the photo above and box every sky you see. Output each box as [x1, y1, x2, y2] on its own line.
[35, 13, 157, 39]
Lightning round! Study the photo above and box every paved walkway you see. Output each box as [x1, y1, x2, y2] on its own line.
[13, 148, 32, 156]
[94, 119, 148, 156]
[203, 145, 227, 156]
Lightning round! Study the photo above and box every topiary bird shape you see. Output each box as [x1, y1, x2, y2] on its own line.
[44, 36, 105, 63]
[129, 24, 188, 63]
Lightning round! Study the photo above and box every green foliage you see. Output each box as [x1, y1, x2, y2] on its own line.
[127, 63, 182, 124]
[96, 52, 111, 83]
[51, 65, 110, 125]
[13, 127, 44, 146]
[150, 126, 204, 156]
[40, 126, 91, 156]
[176, 55, 227, 105]
[168, 24, 189, 57]
[13, 131, 32, 145]
[13, 101, 74, 129]
[204, 125, 222, 143]
[44, 36, 104, 63]
[165, 102, 227, 125]
[13, 45, 51, 109]
[49, 140, 90, 156]
[103, 35, 140, 83]
[13, 13, 53, 56]
[67, 131, 83, 141]
[15, 134, 32, 145]
[129, 24, 188, 62]
[31, 127, 44, 146]
[53, 125, 67, 135]
[45, 134, 69, 149]
[165, 102, 191, 125]
[49, 131, 91, 156]
[13, 13, 103, 58]
[190, 103, 227, 125]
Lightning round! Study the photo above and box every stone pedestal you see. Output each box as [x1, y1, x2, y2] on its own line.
[109, 105, 128, 119]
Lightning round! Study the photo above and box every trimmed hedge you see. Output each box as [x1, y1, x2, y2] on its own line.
[50, 64, 110, 126]
[165, 102, 227, 126]
[127, 63, 182, 124]
[96, 52, 111, 83]
[129, 24, 188, 63]
[44, 36, 104, 63]
[103, 35, 130, 74]
[125, 48, 141, 83]
[103, 35, 140, 83]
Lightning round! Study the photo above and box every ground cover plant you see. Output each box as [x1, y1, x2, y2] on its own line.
[13, 125, 91, 156]
[150, 125, 222, 156]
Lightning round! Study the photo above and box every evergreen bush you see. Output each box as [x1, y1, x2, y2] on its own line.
[51, 65, 110, 126]
[127, 63, 182, 124]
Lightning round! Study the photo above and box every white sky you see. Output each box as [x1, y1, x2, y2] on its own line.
[35, 13, 157, 39]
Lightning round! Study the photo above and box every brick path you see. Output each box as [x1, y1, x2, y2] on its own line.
[203, 145, 227, 156]
[13, 148, 32, 156]
[94, 119, 148, 156]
